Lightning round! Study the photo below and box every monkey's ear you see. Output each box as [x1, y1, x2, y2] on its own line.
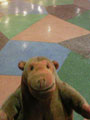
[52, 61, 59, 70]
[18, 61, 26, 71]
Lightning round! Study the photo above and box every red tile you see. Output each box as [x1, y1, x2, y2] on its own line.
[0, 75, 21, 106]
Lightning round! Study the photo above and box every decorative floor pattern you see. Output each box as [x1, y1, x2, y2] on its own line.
[46, 4, 87, 20]
[26, 0, 74, 6]
[0, 32, 9, 50]
[0, 75, 21, 106]
[0, 12, 4, 18]
[0, 0, 48, 15]
[74, 0, 90, 10]
[0, 40, 70, 75]
[68, 10, 90, 30]
[0, 14, 47, 39]
[12, 15, 90, 43]
[59, 34, 90, 58]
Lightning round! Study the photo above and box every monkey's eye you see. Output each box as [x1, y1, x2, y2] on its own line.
[47, 64, 50, 69]
[30, 65, 34, 71]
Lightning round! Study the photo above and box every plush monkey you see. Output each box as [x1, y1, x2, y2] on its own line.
[0, 57, 90, 120]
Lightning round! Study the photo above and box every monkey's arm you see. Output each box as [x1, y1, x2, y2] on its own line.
[58, 81, 90, 119]
[0, 87, 22, 120]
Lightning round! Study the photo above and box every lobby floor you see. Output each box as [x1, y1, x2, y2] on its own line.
[0, 0, 90, 119]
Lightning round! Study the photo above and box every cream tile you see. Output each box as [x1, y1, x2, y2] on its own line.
[0, 75, 21, 106]
[12, 15, 90, 43]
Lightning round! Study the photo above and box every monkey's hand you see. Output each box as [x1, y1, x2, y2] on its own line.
[81, 104, 90, 119]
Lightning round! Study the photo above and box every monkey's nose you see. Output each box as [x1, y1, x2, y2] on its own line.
[37, 79, 46, 89]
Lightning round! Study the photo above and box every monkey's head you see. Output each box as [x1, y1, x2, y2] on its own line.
[18, 57, 59, 100]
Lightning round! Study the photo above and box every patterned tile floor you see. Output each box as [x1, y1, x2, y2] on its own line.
[0, 0, 48, 15]
[0, 14, 47, 39]
[0, 12, 4, 18]
[0, 75, 21, 105]
[26, 0, 74, 6]
[68, 10, 90, 30]
[0, 32, 9, 50]
[74, 0, 90, 10]
[0, 0, 90, 120]
[60, 34, 90, 58]
[0, 40, 70, 75]
[12, 15, 90, 42]
[46, 4, 87, 20]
